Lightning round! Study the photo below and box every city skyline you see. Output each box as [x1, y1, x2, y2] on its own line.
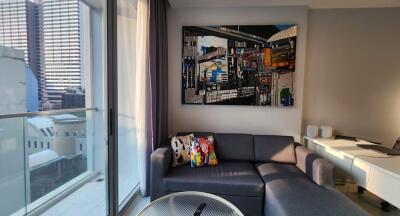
[0, 0, 84, 110]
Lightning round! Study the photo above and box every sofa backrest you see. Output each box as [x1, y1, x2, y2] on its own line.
[175, 132, 296, 164]
[254, 135, 296, 164]
[176, 132, 214, 137]
[214, 133, 254, 161]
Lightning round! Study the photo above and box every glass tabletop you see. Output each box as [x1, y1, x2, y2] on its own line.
[138, 191, 244, 216]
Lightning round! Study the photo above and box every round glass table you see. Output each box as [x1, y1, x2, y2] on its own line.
[138, 191, 244, 216]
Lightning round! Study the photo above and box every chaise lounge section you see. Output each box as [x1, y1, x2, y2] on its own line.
[150, 132, 368, 216]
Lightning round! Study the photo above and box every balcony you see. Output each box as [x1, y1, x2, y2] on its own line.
[0, 0, 141, 214]
[0, 108, 137, 216]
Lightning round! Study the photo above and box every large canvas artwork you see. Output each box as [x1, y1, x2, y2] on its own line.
[182, 25, 297, 106]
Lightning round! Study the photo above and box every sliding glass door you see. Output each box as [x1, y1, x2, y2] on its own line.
[116, 0, 140, 210]
[107, 0, 142, 214]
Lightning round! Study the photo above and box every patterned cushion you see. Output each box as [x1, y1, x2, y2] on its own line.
[191, 136, 218, 167]
[171, 134, 193, 167]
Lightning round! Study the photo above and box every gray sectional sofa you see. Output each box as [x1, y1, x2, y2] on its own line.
[150, 132, 368, 216]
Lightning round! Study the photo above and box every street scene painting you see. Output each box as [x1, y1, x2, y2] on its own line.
[182, 25, 297, 106]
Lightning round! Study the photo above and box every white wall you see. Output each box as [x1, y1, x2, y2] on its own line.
[168, 6, 308, 141]
[303, 8, 400, 147]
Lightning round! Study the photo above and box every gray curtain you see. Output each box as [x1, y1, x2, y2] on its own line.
[145, 0, 168, 196]
[149, 0, 168, 150]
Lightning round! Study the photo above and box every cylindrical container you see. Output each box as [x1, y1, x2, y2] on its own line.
[306, 125, 319, 138]
[320, 126, 333, 138]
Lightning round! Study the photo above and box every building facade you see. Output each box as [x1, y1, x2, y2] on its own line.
[42, 0, 82, 108]
[0, 0, 29, 62]
[0, 0, 43, 89]
[27, 0, 45, 102]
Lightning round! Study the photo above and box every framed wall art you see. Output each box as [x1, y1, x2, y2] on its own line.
[182, 25, 297, 106]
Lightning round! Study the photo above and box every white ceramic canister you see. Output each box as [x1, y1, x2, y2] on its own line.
[306, 125, 319, 138]
[320, 126, 333, 138]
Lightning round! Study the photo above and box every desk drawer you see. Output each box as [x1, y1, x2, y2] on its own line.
[367, 168, 400, 208]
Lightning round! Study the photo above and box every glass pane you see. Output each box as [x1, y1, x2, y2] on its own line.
[0, 0, 108, 215]
[0, 118, 26, 216]
[117, 0, 140, 209]
[25, 110, 108, 216]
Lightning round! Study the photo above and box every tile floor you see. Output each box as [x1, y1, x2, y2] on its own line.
[123, 196, 150, 216]
[336, 182, 400, 216]
[41, 174, 140, 216]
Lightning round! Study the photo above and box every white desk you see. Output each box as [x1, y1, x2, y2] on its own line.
[303, 136, 400, 209]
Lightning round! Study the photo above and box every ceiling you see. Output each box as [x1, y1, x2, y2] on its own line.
[81, 0, 138, 11]
[168, 0, 400, 9]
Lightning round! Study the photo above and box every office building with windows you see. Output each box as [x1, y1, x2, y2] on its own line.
[0, 0, 83, 109]
[0, 0, 45, 107]
[0, 0, 44, 77]
[27, 0, 45, 101]
[0, 0, 30, 62]
[42, 0, 82, 107]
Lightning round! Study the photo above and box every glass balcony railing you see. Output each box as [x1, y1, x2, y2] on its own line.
[0, 108, 102, 216]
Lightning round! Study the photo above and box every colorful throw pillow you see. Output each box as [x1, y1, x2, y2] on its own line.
[171, 134, 194, 167]
[191, 136, 218, 167]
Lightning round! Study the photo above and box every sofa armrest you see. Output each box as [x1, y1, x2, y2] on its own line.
[295, 145, 335, 188]
[151, 147, 172, 176]
[150, 146, 171, 201]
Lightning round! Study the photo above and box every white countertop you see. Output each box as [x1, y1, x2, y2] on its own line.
[304, 136, 400, 180]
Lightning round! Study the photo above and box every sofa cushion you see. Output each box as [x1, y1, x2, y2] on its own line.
[254, 135, 296, 164]
[170, 134, 193, 167]
[164, 161, 264, 197]
[256, 163, 368, 216]
[190, 136, 218, 167]
[214, 133, 254, 161]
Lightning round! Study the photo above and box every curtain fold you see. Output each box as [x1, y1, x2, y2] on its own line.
[135, 0, 151, 196]
[136, 0, 168, 197]
[149, 0, 169, 150]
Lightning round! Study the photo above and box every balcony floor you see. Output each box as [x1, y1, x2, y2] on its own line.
[41, 175, 106, 216]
